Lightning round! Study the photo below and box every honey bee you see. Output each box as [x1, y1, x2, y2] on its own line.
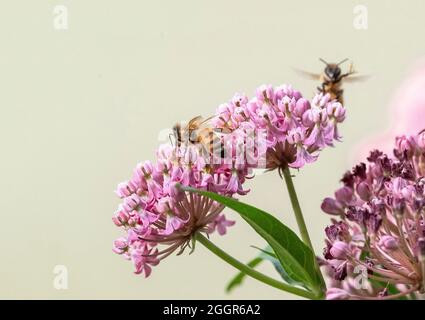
[296, 58, 368, 105]
[172, 116, 224, 158]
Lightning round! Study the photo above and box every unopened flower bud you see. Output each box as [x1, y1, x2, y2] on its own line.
[287, 128, 304, 144]
[335, 186, 354, 204]
[112, 216, 123, 227]
[112, 209, 130, 226]
[356, 181, 372, 201]
[326, 288, 350, 300]
[116, 182, 131, 198]
[113, 237, 128, 254]
[233, 107, 247, 122]
[155, 197, 173, 214]
[395, 135, 417, 158]
[293, 98, 310, 117]
[321, 198, 343, 215]
[327, 102, 346, 122]
[169, 182, 185, 201]
[330, 241, 349, 259]
[256, 84, 274, 102]
[378, 235, 399, 251]
[136, 161, 154, 179]
[232, 93, 248, 107]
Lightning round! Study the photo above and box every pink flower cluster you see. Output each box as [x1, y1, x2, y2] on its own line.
[112, 144, 246, 277]
[322, 132, 425, 299]
[113, 83, 347, 277]
[213, 85, 346, 172]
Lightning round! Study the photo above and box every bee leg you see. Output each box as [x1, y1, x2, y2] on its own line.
[335, 90, 344, 104]
[168, 133, 174, 147]
[220, 140, 226, 159]
[340, 68, 355, 80]
[321, 80, 330, 92]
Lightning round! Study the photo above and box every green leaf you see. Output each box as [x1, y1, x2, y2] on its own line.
[226, 246, 310, 293]
[182, 186, 321, 292]
[253, 246, 309, 289]
[226, 257, 263, 293]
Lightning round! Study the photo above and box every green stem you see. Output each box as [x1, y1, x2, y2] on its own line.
[282, 166, 326, 292]
[196, 233, 319, 300]
[282, 167, 313, 248]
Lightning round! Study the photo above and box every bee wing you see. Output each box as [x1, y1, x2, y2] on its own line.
[201, 117, 233, 134]
[292, 67, 321, 80]
[344, 74, 372, 83]
[188, 115, 204, 129]
[199, 115, 214, 125]
[214, 127, 232, 134]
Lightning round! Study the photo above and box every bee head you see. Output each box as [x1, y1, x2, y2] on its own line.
[320, 58, 348, 81]
[324, 65, 342, 80]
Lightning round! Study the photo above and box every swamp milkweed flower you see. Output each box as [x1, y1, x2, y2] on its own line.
[321, 131, 425, 299]
[112, 83, 347, 277]
[213, 84, 346, 174]
[112, 143, 249, 277]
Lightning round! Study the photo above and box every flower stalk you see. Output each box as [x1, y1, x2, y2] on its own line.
[282, 166, 326, 293]
[282, 167, 313, 248]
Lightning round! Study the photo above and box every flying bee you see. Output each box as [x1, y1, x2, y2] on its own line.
[295, 58, 368, 105]
[172, 116, 226, 159]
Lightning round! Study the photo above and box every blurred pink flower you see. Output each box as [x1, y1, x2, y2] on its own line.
[354, 59, 425, 161]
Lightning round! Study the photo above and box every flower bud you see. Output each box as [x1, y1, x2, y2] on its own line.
[321, 198, 343, 215]
[112, 216, 123, 227]
[327, 102, 346, 122]
[335, 186, 354, 204]
[287, 128, 304, 144]
[155, 197, 173, 214]
[356, 181, 371, 201]
[378, 235, 399, 251]
[256, 84, 274, 102]
[330, 241, 349, 259]
[232, 93, 248, 107]
[326, 288, 350, 300]
[401, 185, 415, 201]
[113, 237, 128, 254]
[293, 98, 310, 117]
[123, 194, 139, 212]
[118, 210, 130, 222]
[169, 182, 185, 201]
[136, 161, 154, 179]
[233, 107, 247, 122]
[116, 182, 131, 198]
[395, 135, 417, 158]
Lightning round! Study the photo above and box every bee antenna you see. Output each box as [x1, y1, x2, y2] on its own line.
[337, 58, 349, 66]
[319, 58, 329, 65]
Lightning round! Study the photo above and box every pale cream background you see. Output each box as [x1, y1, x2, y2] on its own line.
[0, 0, 424, 299]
